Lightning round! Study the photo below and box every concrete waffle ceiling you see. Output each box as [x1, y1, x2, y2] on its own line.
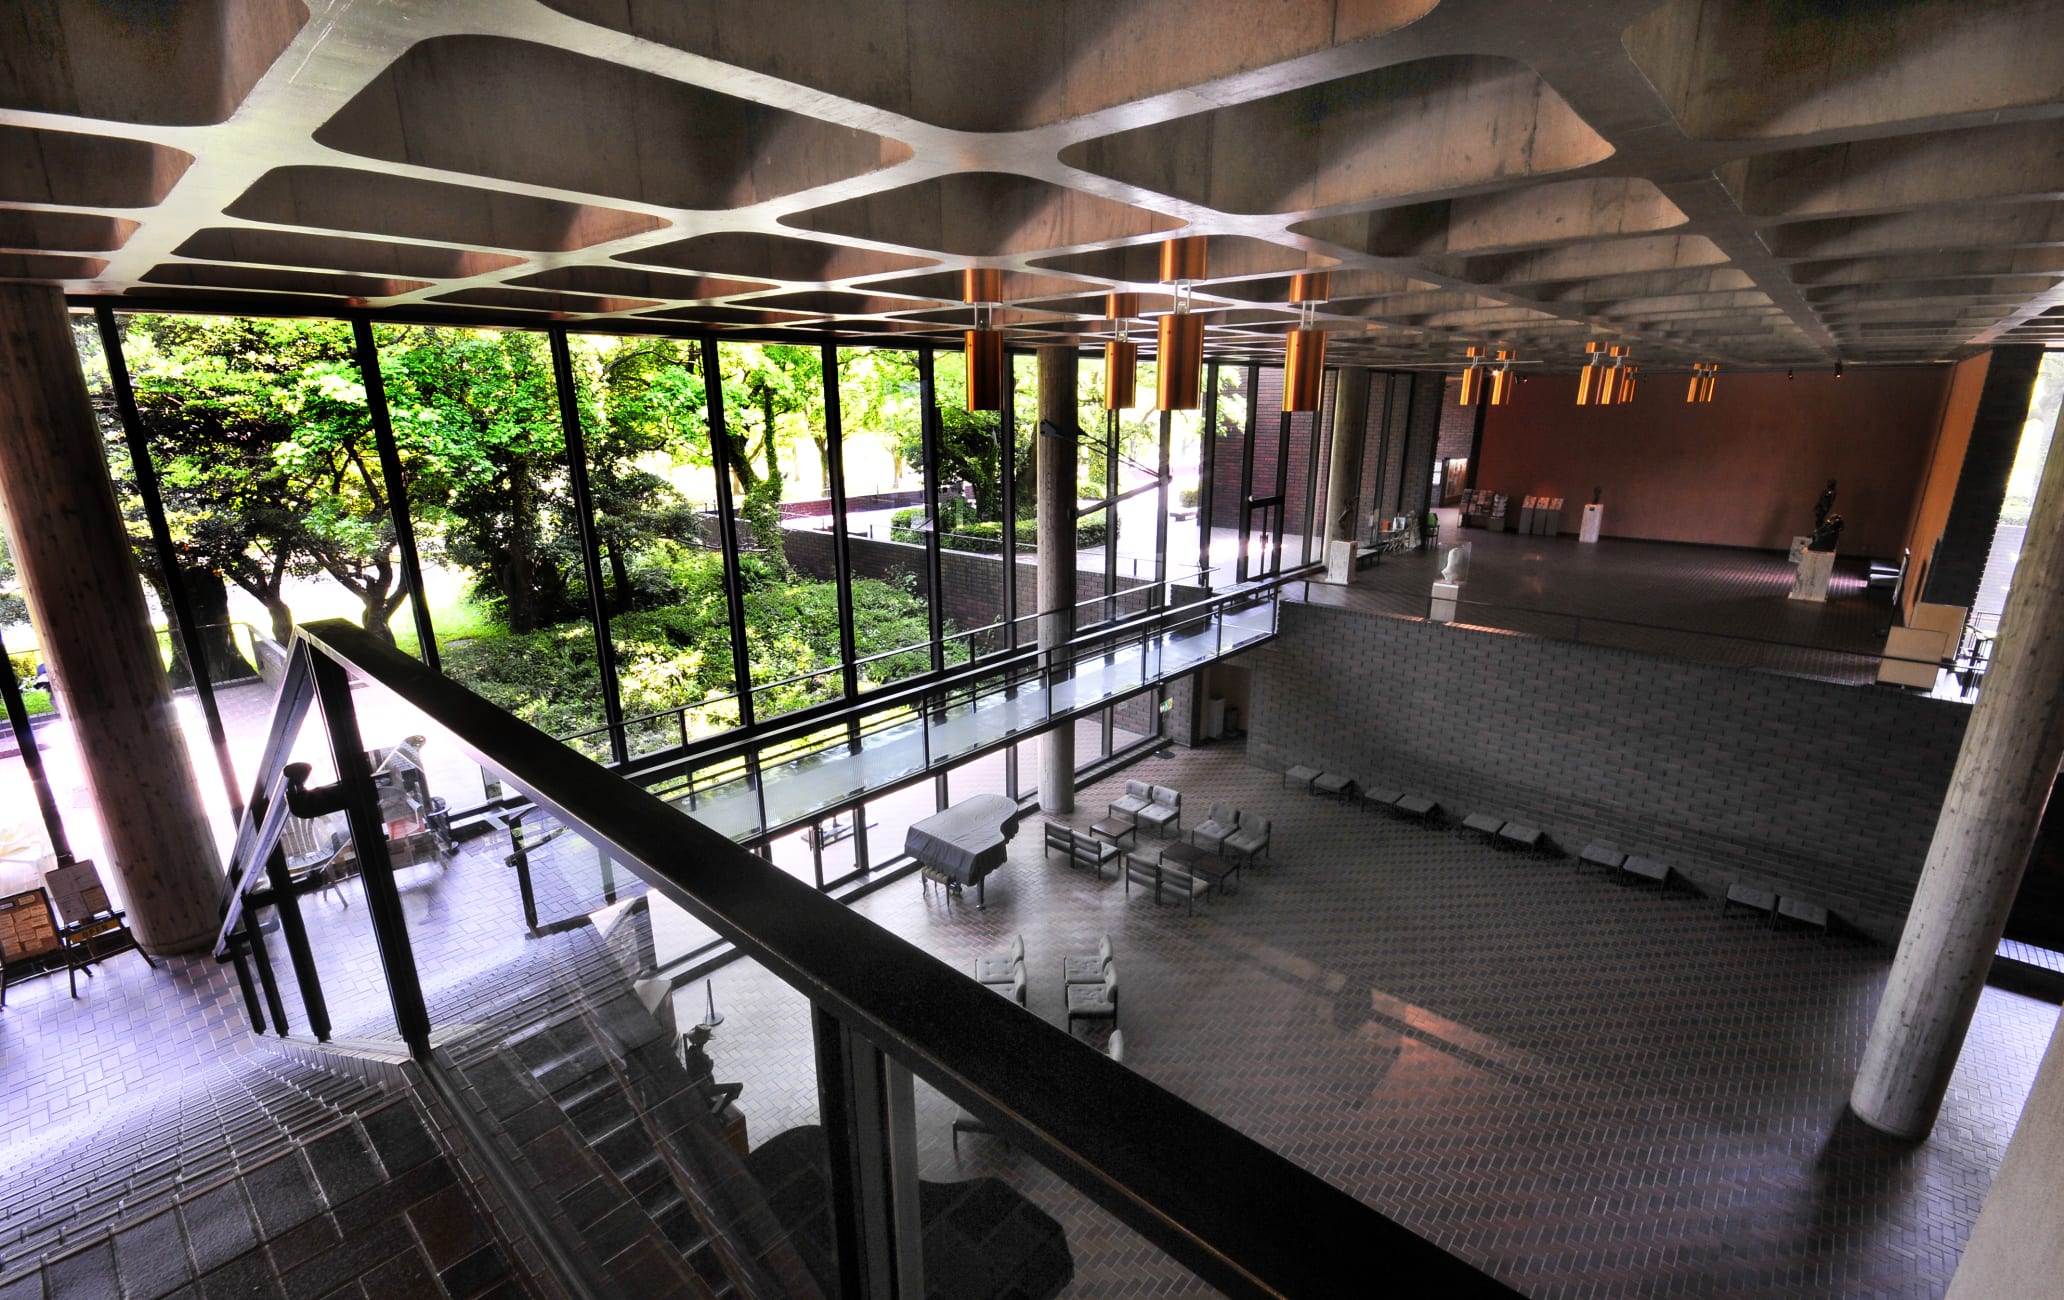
[2, 0, 2062, 370]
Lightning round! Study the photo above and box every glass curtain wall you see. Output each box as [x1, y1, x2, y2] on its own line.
[1207, 364, 1251, 588]
[561, 332, 743, 758]
[929, 348, 1013, 660]
[838, 346, 940, 690]
[372, 324, 611, 760]
[714, 341, 848, 722]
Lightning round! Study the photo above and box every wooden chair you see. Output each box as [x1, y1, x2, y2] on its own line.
[1137, 786, 1182, 838]
[1191, 802, 1238, 854]
[1224, 815, 1273, 867]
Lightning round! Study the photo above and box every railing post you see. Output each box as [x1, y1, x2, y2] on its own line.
[308, 650, 433, 1055]
[812, 1005, 922, 1299]
[240, 910, 290, 1037]
[227, 946, 266, 1035]
[264, 844, 332, 1041]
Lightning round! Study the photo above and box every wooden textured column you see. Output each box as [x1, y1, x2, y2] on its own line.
[0, 285, 222, 953]
[1321, 367, 1370, 556]
[1037, 346, 1077, 814]
[1851, 392, 2064, 1137]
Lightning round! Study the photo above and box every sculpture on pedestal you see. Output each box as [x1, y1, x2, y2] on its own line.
[1813, 479, 1838, 529]
[1807, 512, 1844, 553]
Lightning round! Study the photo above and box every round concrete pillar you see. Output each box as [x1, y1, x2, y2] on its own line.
[0, 285, 223, 953]
[1037, 346, 1078, 813]
[1321, 367, 1370, 557]
[1851, 389, 2064, 1137]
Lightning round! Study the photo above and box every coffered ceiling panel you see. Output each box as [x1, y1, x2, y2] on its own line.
[0, 0, 2057, 368]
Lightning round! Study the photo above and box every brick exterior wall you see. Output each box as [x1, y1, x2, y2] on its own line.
[1436, 377, 1475, 461]
[1238, 600, 1971, 941]
[1923, 345, 2045, 611]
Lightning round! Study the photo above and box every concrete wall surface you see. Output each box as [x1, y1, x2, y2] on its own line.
[1240, 601, 1971, 939]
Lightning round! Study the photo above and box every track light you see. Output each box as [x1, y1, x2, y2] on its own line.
[1458, 345, 1484, 405]
[1835, 360, 1845, 379]
[1156, 237, 1207, 410]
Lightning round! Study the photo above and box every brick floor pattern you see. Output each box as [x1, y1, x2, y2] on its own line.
[2, 743, 2056, 1298]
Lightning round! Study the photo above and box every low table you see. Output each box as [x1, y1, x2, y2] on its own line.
[1089, 817, 1137, 849]
[1161, 841, 1238, 895]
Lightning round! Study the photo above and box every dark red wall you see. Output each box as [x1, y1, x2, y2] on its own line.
[1475, 368, 1952, 556]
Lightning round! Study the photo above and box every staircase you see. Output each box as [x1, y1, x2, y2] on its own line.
[0, 1051, 528, 1298]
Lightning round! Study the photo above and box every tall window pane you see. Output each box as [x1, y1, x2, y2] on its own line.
[564, 333, 742, 757]
[836, 347, 938, 690]
[929, 349, 1011, 660]
[374, 324, 609, 758]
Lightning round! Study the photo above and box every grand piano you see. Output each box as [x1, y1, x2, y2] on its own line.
[904, 793, 1021, 908]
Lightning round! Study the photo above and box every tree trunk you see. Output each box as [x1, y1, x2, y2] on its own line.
[606, 537, 632, 612]
[505, 461, 540, 634]
[181, 567, 257, 681]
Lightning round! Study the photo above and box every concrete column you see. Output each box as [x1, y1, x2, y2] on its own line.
[1036, 346, 1077, 814]
[0, 284, 223, 953]
[1851, 391, 2064, 1137]
[1946, 1009, 2064, 1296]
[1321, 367, 1370, 558]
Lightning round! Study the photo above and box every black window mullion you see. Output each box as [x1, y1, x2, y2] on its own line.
[702, 337, 758, 734]
[547, 324, 627, 766]
[350, 316, 440, 675]
[918, 345, 945, 673]
[822, 343, 859, 700]
[94, 304, 245, 822]
[1199, 361, 1218, 589]
[999, 351, 1018, 655]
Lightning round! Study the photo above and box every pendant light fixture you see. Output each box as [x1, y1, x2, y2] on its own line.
[1156, 236, 1207, 410]
[963, 267, 1004, 412]
[1686, 361, 1718, 403]
[1104, 292, 1139, 410]
[1575, 341, 1604, 405]
[1282, 272, 1330, 412]
[1458, 345, 1485, 405]
[1459, 346, 1517, 406]
[1487, 349, 1516, 406]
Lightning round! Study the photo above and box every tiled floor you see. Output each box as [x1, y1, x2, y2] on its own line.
[699, 746, 2057, 1298]
[3, 740, 2053, 1298]
[1302, 515, 1907, 687]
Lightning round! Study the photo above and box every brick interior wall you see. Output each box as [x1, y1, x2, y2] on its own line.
[1239, 601, 1970, 941]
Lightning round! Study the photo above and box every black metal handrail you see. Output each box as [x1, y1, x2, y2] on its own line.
[211, 617, 1514, 1298]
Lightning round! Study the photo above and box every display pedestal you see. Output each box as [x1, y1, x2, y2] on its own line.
[1430, 580, 1460, 623]
[1790, 549, 1834, 602]
[1580, 503, 1603, 544]
[1203, 697, 1227, 740]
[1324, 539, 1355, 585]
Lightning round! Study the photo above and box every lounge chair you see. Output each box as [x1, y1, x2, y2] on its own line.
[975, 933, 1024, 985]
[1137, 786, 1182, 838]
[1064, 934, 1112, 986]
[1224, 815, 1272, 867]
[1066, 969, 1118, 1033]
[1107, 779, 1153, 825]
[1192, 802, 1238, 854]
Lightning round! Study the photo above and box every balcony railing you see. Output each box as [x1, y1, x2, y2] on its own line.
[208, 601, 1517, 1299]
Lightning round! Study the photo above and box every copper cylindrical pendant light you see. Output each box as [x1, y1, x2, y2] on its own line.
[1156, 311, 1204, 411]
[1459, 365, 1481, 406]
[1159, 237, 1208, 284]
[965, 327, 1004, 411]
[1283, 328, 1325, 412]
[1104, 293, 1140, 410]
[1104, 339, 1138, 410]
[1155, 238, 1207, 410]
[962, 268, 1006, 411]
[1281, 271, 1330, 412]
